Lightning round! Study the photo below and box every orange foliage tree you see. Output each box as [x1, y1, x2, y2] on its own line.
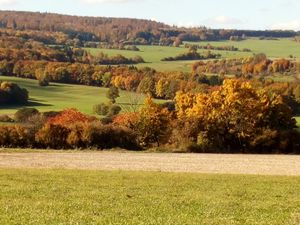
[47, 108, 95, 127]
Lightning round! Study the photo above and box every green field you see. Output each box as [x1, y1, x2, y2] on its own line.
[187, 38, 300, 59]
[86, 45, 196, 72]
[0, 76, 163, 116]
[296, 117, 300, 131]
[0, 169, 299, 225]
[86, 38, 300, 72]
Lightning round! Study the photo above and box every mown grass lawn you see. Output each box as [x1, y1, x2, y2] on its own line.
[0, 169, 300, 225]
[0, 76, 165, 116]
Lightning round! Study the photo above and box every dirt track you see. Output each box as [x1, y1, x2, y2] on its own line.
[1, 152, 300, 176]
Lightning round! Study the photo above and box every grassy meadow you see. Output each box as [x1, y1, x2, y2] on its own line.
[296, 117, 300, 131]
[186, 38, 300, 59]
[0, 169, 300, 225]
[86, 38, 300, 72]
[86, 45, 196, 72]
[0, 76, 165, 116]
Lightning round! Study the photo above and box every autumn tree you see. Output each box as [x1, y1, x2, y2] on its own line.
[136, 96, 171, 146]
[175, 79, 296, 152]
[106, 86, 120, 104]
[35, 68, 49, 86]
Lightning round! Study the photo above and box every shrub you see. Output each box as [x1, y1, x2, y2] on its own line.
[35, 123, 70, 149]
[14, 108, 39, 123]
[93, 103, 109, 116]
[0, 125, 35, 148]
[42, 111, 61, 119]
[0, 82, 29, 105]
[0, 126, 10, 146]
[66, 123, 85, 148]
[47, 108, 95, 127]
[81, 122, 139, 150]
[94, 103, 121, 117]
[107, 104, 122, 116]
[38, 79, 49, 87]
[113, 112, 139, 128]
[0, 114, 14, 122]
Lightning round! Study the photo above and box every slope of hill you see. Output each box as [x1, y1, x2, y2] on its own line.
[0, 76, 166, 115]
[0, 10, 298, 45]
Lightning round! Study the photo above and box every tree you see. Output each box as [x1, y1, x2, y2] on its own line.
[137, 76, 155, 96]
[175, 79, 296, 151]
[106, 86, 120, 104]
[189, 45, 198, 53]
[35, 68, 49, 86]
[136, 96, 171, 146]
[0, 82, 28, 105]
[173, 38, 182, 47]
[48, 108, 94, 127]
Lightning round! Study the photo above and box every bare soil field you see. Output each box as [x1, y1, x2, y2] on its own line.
[0, 151, 300, 176]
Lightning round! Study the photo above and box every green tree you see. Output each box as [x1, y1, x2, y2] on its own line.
[106, 86, 120, 104]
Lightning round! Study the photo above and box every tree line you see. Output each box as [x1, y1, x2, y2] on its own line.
[0, 79, 299, 153]
[162, 48, 221, 61]
[192, 54, 300, 77]
[0, 11, 298, 46]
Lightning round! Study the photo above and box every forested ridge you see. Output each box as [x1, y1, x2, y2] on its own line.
[0, 10, 299, 45]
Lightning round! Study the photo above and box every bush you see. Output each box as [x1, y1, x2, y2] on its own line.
[81, 122, 139, 150]
[108, 105, 122, 116]
[42, 111, 61, 119]
[0, 82, 28, 105]
[35, 124, 70, 149]
[93, 103, 109, 116]
[0, 114, 14, 122]
[48, 108, 95, 126]
[38, 79, 49, 87]
[94, 103, 121, 117]
[0, 125, 35, 148]
[66, 123, 85, 148]
[14, 108, 39, 123]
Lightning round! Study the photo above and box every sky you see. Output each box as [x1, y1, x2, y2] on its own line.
[0, 0, 299, 31]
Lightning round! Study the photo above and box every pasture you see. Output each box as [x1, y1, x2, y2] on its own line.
[0, 76, 163, 116]
[187, 38, 300, 59]
[296, 117, 300, 131]
[0, 169, 300, 225]
[86, 38, 300, 72]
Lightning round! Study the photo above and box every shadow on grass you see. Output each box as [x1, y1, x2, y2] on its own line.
[0, 99, 52, 110]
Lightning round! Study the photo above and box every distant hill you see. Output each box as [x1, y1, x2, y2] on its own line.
[0, 10, 299, 45]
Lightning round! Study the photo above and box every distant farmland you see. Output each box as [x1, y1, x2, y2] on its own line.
[86, 38, 300, 72]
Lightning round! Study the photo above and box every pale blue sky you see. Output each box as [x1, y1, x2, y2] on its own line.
[0, 0, 299, 30]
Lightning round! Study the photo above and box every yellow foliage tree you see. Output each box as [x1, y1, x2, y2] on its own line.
[175, 79, 296, 150]
[136, 96, 172, 146]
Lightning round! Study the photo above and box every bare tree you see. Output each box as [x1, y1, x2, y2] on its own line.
[119, 92, 144, 113]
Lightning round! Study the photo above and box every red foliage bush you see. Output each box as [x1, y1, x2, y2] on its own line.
[47, 108, 96, 127]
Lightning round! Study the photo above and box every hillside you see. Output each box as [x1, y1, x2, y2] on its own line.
[0, 10, 298, 45]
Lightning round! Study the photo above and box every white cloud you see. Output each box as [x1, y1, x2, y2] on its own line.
[270, 20, 300, 31]
[0, 0, 17, 5]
